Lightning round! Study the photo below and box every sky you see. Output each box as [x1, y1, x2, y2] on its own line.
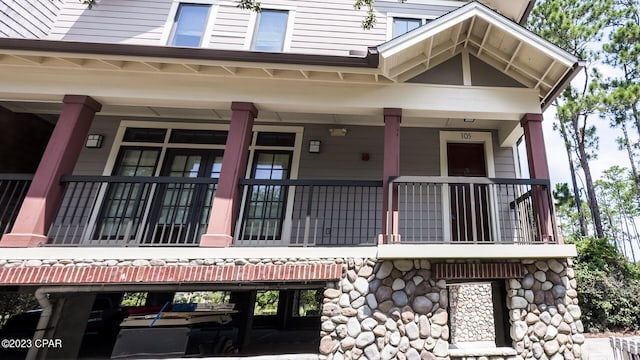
[541, 100, 632, 187]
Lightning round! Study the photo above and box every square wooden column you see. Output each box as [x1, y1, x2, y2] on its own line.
[1, 95, 102, 247]
[380, 108, 401, 244]
[521, 113, 555, 243]
[201, 102, 257, 247]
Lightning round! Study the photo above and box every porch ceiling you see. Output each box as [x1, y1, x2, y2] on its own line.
[377, 2, 583, 109]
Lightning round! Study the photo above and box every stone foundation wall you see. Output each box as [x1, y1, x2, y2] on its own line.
[321, 258, 583, 360]
[321, 258, 450, 360]
[0, 255, 583, 360]
[507, 259, 583, 360]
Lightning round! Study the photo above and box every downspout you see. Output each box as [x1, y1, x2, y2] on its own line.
[26, 287, 54, 360]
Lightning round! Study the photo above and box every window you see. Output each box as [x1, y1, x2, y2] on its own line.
[170, 4, 210, 47]
[393, 17, 422, 38]
[252, 10, 289, 52]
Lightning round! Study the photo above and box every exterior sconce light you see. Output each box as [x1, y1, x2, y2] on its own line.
[85, 134, 104, 148]
[309, 140, 321, 153]
[329, 128, 347, 137]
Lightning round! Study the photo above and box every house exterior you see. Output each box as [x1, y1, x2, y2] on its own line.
[0, 0, 585, 359]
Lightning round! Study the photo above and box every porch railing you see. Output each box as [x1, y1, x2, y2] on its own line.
[234, 179, 383, 247]
[388, 176, 558, 244]
[45, 175, 556, 247]
[48, 175, 218, 246]
[0, 174, 32, 236]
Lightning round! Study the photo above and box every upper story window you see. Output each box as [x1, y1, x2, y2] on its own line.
[393, 17, 422, 38]
[169, 3, 210, 47]
[252, 10, 289, 52]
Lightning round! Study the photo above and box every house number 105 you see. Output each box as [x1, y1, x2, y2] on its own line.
[461, 132, 472, 140]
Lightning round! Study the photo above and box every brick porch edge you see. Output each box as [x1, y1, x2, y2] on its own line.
[0, 263, 343, 285]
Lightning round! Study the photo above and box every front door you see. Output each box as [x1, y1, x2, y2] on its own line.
[447, 143, 491, 241]
[145, 149, 222, 245]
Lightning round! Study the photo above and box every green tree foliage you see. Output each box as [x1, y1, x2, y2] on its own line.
[254, 290, 279, 315]
[173, 291, 230, 305]
[601, 0, 640, 196]
[120, 292, 148, 307]
[595, 166, 640, 260]
[529, 0, 614, 238]
[571, 236, 640, 331]
[0, 293, 38, 326]
[297, 289, 322, 316]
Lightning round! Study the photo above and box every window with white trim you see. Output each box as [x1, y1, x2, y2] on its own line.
[169, 3, 211, 47]
[252, 9, 289, 52]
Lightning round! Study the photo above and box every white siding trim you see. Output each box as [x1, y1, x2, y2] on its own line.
[243, 10, 258, 50]
[461, 49, 472, 85]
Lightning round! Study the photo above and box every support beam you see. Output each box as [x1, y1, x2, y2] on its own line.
[201, 102, 257, 247]
[380, 108, 401, 244]
[521, 113, 549, 179]
[36, 293, 96, 360]
[520, 113, 555, 243]
[1, 95, 101, 247]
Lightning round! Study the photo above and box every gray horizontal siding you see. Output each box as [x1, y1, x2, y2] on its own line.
[49, 0, 172, 42]
[0, 0, 62, 38]
[298, 124, 383, 180]
[74, 120, 515, 180]
[208, 4, 250, 50]
[48, 0, 464, 55]
[73, 116, 121, 175]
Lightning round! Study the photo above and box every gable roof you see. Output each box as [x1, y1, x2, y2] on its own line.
[377, 1, 583, 109]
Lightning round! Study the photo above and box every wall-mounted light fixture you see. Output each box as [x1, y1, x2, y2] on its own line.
[329, 128, 347, 137]
[309, 140, 321, 153]
[85, 134, 104, 148]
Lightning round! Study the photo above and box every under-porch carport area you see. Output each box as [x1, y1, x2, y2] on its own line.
[1, 284, 327, 359]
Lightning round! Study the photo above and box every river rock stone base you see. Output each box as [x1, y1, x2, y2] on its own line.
[320, 258, 582, 360]
[320, 258, 449, 360]
[508, 259, 582, 360]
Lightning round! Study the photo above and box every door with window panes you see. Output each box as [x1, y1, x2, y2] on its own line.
[240, 151, 292, 242]
[238, 132, 296, 244]
[144, 149, 222, 245]
[93, 147, 160, 243]
[93, 128, 225, 245]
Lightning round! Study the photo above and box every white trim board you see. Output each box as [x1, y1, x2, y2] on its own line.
[0, 244, 576, 260]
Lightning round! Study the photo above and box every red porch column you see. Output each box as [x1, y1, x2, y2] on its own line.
[201, 102, 257, 247]
[380, 108, 401, 244]
[520, 113, 555, 243]
[1, 95, 102, 247]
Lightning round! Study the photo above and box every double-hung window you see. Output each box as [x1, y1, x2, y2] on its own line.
[392, 17, 422, 38]
[169, 3, 210, 47]
[252, 10, 289, 52]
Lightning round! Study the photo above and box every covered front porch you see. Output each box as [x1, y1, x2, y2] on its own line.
[1, 110, 556, 249]
[0, 2, 581, 251]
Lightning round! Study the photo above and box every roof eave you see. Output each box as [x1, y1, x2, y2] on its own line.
[0, 38, 379, 69]
[541, 60, 586, 111]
